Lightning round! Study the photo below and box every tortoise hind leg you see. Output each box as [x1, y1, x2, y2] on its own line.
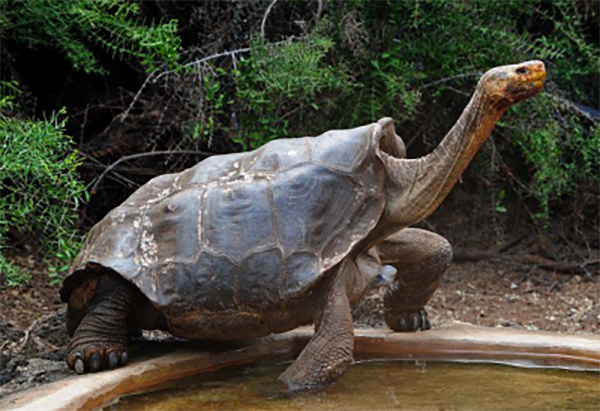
[67, 274, 134, 374]
[374, 228, 452, 332]
[277, 265, 354, 393]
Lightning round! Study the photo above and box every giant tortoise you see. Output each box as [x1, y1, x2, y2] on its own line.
[60, 61, 546, 392]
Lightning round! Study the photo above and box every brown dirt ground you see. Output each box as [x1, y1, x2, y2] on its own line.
[354, 260, 600, 334]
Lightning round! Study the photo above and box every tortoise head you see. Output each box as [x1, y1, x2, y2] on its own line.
[479, 60, 546, 107]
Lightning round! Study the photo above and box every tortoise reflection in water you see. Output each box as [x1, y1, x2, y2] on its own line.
[60, 61, 546, 393]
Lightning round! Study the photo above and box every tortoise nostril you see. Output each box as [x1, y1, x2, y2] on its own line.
[516, 67, 527, 75]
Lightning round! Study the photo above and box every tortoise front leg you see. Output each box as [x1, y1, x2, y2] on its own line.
[374, 228, 452, 332]
[67, 274, 133, 373]
[277, 265, 354, 393]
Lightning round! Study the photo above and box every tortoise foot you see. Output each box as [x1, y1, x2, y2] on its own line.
[67, 341, 128, 374]
[385, 308, 431, 332]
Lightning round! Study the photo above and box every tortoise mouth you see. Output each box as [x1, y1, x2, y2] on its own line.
[529, 71, 547, 91]
[525, 63, 546, 92]
[532, 79, 545, 92]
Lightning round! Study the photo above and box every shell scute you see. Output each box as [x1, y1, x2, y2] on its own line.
[237, 248, 284, 310]
[248, 138, 311, 173]
[143, 188, 202, 266]
[283, 252, 321, 297]
[272, 164, 363, 254]
[149, 261, 194, 307]
[202, 178, 276, 263]
[309, 124, 373, 173]
[123, 173, 178, 207]
[179, 152, 245, 187]
[191, 251, 238, 311]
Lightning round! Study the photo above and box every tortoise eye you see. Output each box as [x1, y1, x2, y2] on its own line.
[516, 67, 527, 75]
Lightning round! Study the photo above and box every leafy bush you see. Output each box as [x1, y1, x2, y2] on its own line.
[0, 0, 182, 286]
[0, 0, 181, 74]
[0, 93, 87, 286]
[235, 35, 355, 148]
[512, 96, 600, 219]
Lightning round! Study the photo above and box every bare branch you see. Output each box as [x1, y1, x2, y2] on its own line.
[123, 48, 252, 122]
[122, 69, 159, 122]
[315, 0, 324, 21]
[154, 48, 252, 83]
[90, 150, 214, 194]
[546, 93, 599, 123]
[261, 0, 279, 38]
[80, 153, 139, 190]
[419, 72, 483, 91]
[454, 248, 599, 276]
[122, 37, 303, 124]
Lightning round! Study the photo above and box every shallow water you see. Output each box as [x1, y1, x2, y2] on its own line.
[106, 361, 600, 411]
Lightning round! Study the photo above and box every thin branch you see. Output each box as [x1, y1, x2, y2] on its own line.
[315, 0, 324, 21]
[546, 93, 599, 122]
[419, 72, 483, 91]
[122, 69, 159, 121]
[90, 150, 214, 194]
[442, 85, 471, 97]
[261, 0, 279, 38]
[80, 153, 139, 189]
[154, 48, 252, 83]
[454, 249, 599, 276]
[123, 48, 252, 122]
[122, 37, 303, 123]
[79, 104, 89, 147]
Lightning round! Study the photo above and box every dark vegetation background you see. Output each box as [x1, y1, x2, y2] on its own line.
[0, 0, 598, 288]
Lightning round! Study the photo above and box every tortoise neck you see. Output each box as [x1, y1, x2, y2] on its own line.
[382, 86, 507, 225]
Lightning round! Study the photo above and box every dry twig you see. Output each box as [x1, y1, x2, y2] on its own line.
[261, 0, 279, 38]
[418, 72, 483, 91]
[90, 150, 214, 194]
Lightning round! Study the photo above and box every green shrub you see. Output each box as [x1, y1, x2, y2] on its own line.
[0, 0, 181, 74]
[0, 94, 87, 286]
[512, 96, 600, 219]
[0, 0, 183, 286]
[235, 36, 355, 148]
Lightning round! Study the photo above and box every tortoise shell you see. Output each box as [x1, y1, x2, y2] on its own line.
[61, 119, 399, 330]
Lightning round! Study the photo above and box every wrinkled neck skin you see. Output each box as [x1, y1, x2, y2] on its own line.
[379, 86, 508, 230]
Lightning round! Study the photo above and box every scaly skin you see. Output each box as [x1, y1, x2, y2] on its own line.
[67, 274, 133, 373]
[373, 228, 452, 332]
[277, 266, 354, 393]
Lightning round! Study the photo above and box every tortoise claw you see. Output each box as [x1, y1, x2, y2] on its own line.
[74, 358, 85, 375]
[67, 342, 128, 374]
[89, 353, 101, 372]
[108, 351, 119, 369]
[423, 315, 431, 330]
[385, 308, 432, 333]
[410, 314, 420, 331]
[397, 318, 407, 331]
